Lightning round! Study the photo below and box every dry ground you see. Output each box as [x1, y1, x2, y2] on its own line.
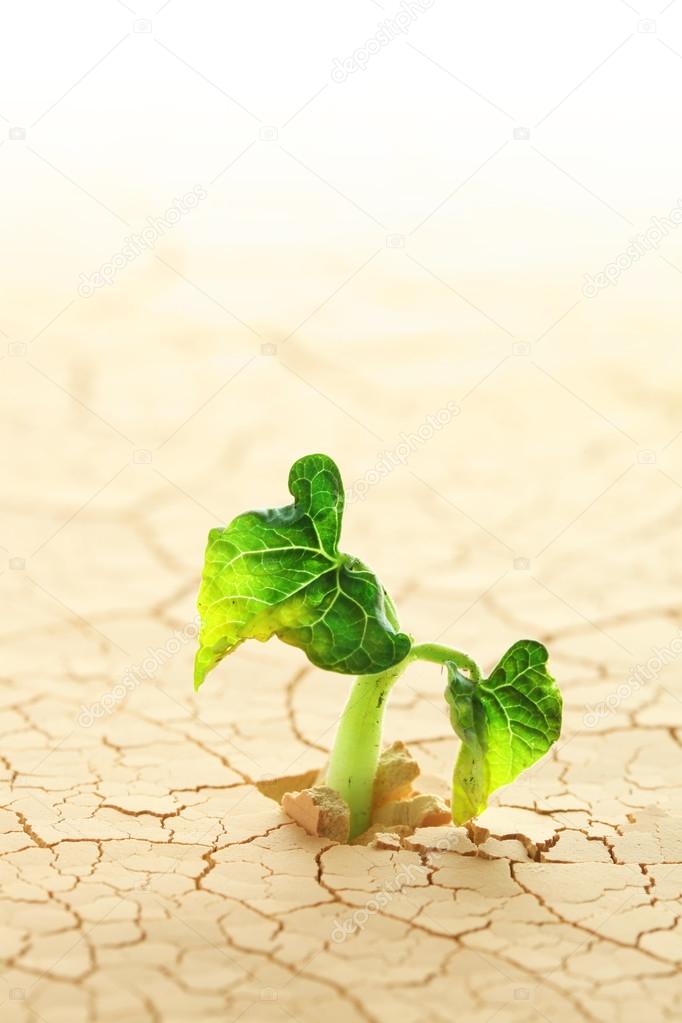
[3, 285, 682, 1023]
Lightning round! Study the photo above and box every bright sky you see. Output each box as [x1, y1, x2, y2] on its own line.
[1, 0, 681, 351]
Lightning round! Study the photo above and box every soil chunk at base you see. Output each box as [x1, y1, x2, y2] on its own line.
[281, 786, 350, 843]
[372, 740, 421, 807]
[373, 793, 451, 830]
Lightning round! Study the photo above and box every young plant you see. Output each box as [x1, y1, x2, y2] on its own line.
[194, 454, 562, 840]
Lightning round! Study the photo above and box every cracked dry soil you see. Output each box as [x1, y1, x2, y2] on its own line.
[3, 332, 682, 1023]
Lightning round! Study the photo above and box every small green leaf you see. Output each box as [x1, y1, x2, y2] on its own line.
[445, 640, 562, 824]
[194, 453, 411, 688]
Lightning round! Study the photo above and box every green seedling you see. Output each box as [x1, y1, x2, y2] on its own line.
[194, 454, 562, 839]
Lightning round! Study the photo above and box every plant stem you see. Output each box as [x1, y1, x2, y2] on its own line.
[325, 642, 480, 840]
[411, 642, 481, 680]
[325, 659, 408, 839]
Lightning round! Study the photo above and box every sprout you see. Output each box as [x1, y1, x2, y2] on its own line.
[194, 454, 562, 840]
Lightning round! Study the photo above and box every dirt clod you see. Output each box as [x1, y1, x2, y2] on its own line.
[281, 786, 350, 843]
[373, 740, 421, 806]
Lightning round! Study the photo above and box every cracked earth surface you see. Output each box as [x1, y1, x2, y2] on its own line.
[3, 320, 682, 1023]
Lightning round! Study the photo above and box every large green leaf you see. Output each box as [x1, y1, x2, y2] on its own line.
[194, 454, 411, 688]
[445, 640, 562, 824]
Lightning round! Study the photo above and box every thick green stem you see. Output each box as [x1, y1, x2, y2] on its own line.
[326, 642, 480, 840]
[325, 659, 408, 839]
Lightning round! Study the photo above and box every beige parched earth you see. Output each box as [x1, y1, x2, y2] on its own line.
[3, 286, 682, 1023]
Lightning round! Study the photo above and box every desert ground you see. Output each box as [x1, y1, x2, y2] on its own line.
[3, 282, 682, 1022]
